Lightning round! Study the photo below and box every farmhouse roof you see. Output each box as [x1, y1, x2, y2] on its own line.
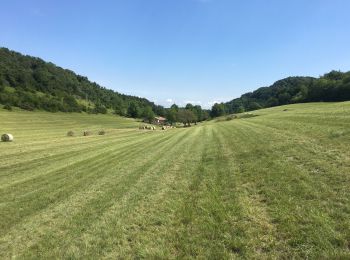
[155, 116, 166, 121]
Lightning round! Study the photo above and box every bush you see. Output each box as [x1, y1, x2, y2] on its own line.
[3, 104, 12, 111]
[19, 102, 35, 111]
[98, 130, 106, 135]
[67, 131, 75, 137]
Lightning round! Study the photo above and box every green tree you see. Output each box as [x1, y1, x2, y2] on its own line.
[166, 108, 177, 124]
[177, 109, 196, 126]
[127, 102, 140, 118]
[93, 103, 107, 114]
[170, 104, 179, 111]
[142, 106, 155, 123]
[211, 103, 225, 117]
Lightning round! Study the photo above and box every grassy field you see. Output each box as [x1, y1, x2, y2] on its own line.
[1, 102, 350, 259]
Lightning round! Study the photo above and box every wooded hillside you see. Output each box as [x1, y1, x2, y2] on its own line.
[211, 71, 350, 117]
[0, 47, 165, 117]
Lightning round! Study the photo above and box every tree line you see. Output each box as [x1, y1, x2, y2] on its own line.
[2, 47, 349, 122]
[0, 47, 211, 124]
[210, 71, 350, 117]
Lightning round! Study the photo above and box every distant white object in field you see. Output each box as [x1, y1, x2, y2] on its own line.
[1, 133, 14, 142]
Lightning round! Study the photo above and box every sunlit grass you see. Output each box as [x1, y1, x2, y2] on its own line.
[0, 102, 350, 258]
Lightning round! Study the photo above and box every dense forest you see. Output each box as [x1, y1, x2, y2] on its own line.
[0, 48, 167, 116]
[211, 71, 350, 117]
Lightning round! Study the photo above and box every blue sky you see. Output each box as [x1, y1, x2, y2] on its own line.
[1, 0, 350, 108]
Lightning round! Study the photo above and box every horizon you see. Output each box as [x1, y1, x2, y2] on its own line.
[1, 0, 350, 108]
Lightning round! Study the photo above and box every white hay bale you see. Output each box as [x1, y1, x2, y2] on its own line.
[67, 131, 75, 137]
[1, 133, 13, 142]
[83, 130, 92, 136]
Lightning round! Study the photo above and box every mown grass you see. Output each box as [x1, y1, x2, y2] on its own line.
[0, 102, 350, 258]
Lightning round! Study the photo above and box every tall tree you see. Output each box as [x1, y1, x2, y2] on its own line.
[142, 106, 155, 123]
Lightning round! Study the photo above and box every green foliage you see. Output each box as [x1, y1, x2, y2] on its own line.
[3, 104, 12, 111]
[170, 104, 179, 111]
[212, 71, 350, 117]
[166, 108, 177, 124]
[141, 106, 155, 123]
[176, 109, 196, 126]
[0, 47, 160, 117]
[211, 103, 226, 117]
[93, 103, 107, 114]
[127, 102, 140, 118]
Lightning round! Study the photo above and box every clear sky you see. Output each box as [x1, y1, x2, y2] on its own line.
[1, 0, 350, 108]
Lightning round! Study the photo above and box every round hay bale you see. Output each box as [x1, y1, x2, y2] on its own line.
[67, 131, 75, 137]
[98, 130, 106, 135]
[83, 130, 92, 136]
[1, 133, 14, 142]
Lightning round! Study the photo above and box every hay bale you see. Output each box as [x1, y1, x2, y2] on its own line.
[67, 131, 75, 137]
[83, 130, 92, 136]
[98, 130, 106, 135]
[1, 133, 13, 142]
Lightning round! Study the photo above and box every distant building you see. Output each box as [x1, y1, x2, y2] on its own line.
[154, 116, 166, 125]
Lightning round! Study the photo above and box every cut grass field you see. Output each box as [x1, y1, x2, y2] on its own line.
[1, 102, 350, 259]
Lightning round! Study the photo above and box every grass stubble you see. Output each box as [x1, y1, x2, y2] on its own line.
[0, 102, 349, 258]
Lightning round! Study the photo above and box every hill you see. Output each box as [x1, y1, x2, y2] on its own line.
[1, 102, 350, 258]
[0, 47, 165, 116]
[2, 47, 349, 123]
[211, 71, 350, 116]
